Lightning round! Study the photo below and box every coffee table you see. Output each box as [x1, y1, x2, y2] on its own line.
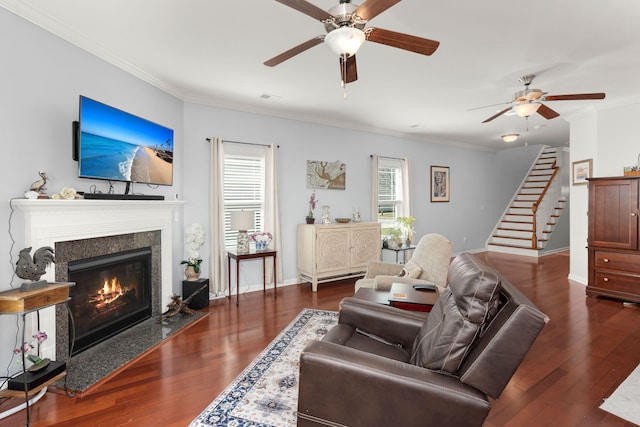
[354, 282, 438, 312]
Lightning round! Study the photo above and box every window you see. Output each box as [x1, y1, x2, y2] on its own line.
[223, 144, 265, 249]
[377, 157, 405, 227]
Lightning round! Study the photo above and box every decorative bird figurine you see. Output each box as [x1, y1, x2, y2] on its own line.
[29, 171, 49, 194]
[15, 246, 55, 286]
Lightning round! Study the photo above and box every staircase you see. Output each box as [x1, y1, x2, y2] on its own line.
[487, 146, 567, 257]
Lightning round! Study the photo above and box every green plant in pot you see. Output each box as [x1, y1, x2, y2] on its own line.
[181, 258, 202, 281]
[382, 227, 403, 249]
[396, 216, 416, 245]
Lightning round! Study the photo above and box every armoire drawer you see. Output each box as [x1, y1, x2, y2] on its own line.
[593, 271, 640, 294]
[594, 251, 640, 274]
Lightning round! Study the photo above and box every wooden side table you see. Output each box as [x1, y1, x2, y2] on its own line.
[0, 282, 74, 426]
[227, 249, 277, 305]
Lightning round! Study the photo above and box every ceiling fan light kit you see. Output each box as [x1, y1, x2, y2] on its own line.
[480, 74, 606, 123]
[501, 134, 519, 143]
[324, 26, 365, 56]
[514, 102, 541, 117]
[265, 0, 439, 86]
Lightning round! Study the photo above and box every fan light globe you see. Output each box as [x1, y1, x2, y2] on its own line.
[501, 134, 519, 143]
[325, 27, 366, 57]
[515, 102, 541, 117]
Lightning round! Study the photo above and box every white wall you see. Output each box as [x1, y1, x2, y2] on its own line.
[183, 102, 543, 285]
[0, 6, 548, 379]
[0, 8, 184, 378]
[568, 102, 640, 284]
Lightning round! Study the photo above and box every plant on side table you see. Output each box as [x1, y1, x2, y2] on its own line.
[182, 222, 205, 281]
[396, 216, 416, 245]
[306, 191, 318, 224]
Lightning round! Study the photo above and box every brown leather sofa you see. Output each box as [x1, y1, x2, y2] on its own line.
[297, 252, 548, 427]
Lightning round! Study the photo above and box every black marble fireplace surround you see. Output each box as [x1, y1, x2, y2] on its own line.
[55, 231, 161, 361]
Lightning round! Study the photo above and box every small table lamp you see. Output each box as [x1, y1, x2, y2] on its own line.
[230, 210, 254, 253]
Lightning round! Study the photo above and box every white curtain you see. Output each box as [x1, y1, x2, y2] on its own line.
[209, 137, 227, 295]
[370, 154, 379, 221]
[401, 157, 412, 217]
[264, 144, 283, 284]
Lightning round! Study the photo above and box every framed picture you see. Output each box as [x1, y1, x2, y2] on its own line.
[307, 160, 346, 190]
[431, 166, 450, 202]
[572, 159, 592, 185]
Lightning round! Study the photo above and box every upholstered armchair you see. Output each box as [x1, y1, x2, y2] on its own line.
[297, 253, 548, 427]
[354, 233, 452, 292]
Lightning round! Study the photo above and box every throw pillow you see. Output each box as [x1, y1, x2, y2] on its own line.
[409, 253, 501, 374]
[397, 260, 422, 279]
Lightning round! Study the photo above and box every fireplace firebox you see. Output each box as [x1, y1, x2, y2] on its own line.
[67, 248, 152, 355]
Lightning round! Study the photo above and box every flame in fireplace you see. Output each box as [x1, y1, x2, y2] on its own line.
[90, 277, 130, 310]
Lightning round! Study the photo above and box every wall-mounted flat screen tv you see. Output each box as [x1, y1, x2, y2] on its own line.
[78, 96, 174, 186]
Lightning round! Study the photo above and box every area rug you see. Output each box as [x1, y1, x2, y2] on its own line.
[190, 308, 338, 427]
[600, 363, 640, 425]
[56, 311, 208, 393]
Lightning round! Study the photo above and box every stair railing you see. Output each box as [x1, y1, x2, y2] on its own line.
[530, 166, 560, 249]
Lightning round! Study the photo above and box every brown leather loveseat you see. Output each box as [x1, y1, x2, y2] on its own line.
[297, 252, 548, 427]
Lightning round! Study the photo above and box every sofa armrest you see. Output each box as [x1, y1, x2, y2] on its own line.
[363, 261, 404, 279]
[298, 340, 491, 427]
[337, 297, 425, 348]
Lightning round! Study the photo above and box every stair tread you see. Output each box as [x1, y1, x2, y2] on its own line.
[488, 243, 544, 250]
[492, 235, 548, 242]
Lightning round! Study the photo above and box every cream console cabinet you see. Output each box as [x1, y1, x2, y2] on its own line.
[297, 222, 381, 292]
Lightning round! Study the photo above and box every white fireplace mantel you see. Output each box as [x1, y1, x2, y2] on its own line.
[12, 198, 184, 359]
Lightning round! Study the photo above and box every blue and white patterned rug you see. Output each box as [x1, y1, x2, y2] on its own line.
[190, 308, 338, 427]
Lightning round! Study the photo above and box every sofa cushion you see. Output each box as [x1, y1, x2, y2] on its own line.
[397, 260, 422, 279]
[409, 253, 501, 373]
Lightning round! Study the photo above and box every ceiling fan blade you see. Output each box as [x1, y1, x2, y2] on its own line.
[274, 0, 333, 21]
[340, 55, 358, 84]
[365, 27, 440, 56]
[264, 36, 324, 67]
[482, 107, 512, 123]
[536, 103, 560, 120]
[354, 0, 401, 21]
[545, 93, 606, 101]
[466, 101, 511, 112]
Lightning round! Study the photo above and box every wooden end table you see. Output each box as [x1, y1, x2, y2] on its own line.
[354, 282, 437, 312]
[227, 248, 277, 305]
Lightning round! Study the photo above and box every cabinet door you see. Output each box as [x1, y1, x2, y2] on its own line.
[589, 178, 638, 249]
[316, 229, 350, 273]
[350, 226, 381, 268]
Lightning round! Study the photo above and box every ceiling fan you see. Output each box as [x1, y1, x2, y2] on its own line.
[263, 0, 440, 85]
[481, 74, 606, 123]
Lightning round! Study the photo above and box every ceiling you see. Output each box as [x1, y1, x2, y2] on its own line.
[3, 0, 640, 151]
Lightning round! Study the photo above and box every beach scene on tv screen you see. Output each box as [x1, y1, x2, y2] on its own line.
[79, 97, 174, 185]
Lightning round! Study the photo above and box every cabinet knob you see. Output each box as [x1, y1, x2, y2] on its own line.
[632, 213, 638, 217]
[603, 277, 609, 282]
[603, 258, 609, 263]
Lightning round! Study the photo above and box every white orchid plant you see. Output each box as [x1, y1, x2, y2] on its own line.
[181, 223, 205, 272]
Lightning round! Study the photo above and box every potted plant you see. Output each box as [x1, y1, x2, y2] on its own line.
[306, 191, 318, 224]
[14, 331, 50, 372]
[396, 216, 416, 245]
[181, 258, 203, 281]
[182, 223, 205, 280]
[382, 227, 403, 249]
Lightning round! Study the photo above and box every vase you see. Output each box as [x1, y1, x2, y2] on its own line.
[306, 217, 315, 224]
[256, 240, 268, 251]
[184, 266, 201, 281]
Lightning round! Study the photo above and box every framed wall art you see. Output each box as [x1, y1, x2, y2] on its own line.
[307, 160, 346, 190]
[431, 166, 450, 202]
[572, 159, 592, 185]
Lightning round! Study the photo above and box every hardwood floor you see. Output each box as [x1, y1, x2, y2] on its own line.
[2, 251, 639, 426]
